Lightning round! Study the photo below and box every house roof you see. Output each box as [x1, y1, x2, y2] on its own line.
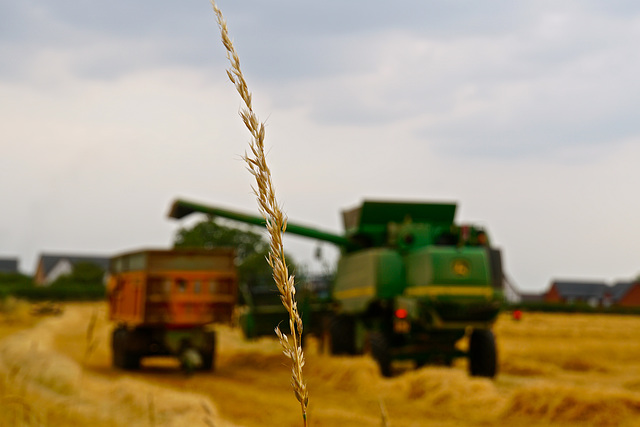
[551, 280, 609, 298]
[611, 281, 637, 301]
[519, 292, 545, 303]
[37, 253, 110, 275]
[0, 258, 18, 273]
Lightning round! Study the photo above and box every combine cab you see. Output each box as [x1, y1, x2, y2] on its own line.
[169, 199, 503, 378]
[107, 248, 237, 371]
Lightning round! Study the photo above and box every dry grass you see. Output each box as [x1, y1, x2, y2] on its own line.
[83, 309, 99, 367]
[0, 297, 33, 332]
[0, 302, 237, 427]
[6, 304, 640, 426]
[496, 312, 640, 376]
[210, 1, 308, 424]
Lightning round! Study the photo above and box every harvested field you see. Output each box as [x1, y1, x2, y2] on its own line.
[3, 302, 640, 426]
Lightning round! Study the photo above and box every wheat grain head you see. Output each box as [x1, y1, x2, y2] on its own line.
[210, 2, 309, 425]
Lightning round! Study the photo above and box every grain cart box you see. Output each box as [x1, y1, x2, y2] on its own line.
[107, 248, 237, 371]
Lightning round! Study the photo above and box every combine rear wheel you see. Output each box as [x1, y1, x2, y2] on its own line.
[369, 331, 392, 377]
[468, 329, 497, 378]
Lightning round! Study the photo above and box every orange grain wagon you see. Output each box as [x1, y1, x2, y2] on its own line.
[107, 248, 237, 371]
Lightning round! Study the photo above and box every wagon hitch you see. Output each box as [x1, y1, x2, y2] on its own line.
[180, 347, 203, 374]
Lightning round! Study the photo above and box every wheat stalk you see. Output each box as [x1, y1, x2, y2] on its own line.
[379, 397, 390, 427]
[210, 2, 309, 425]
[83, 309, 99, 365]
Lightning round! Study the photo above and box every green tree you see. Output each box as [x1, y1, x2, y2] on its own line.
[174, 218, 267, 262]
[174, 218, 299, 286]
[51, 262, 105, 288]
[0, 272, 35, 300]
[238, 249, 276, 287]
[0, 272, 34, 288]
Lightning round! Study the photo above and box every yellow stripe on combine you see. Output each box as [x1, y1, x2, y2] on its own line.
[334, 286, 376, 300]
[405, 285, 494, 298]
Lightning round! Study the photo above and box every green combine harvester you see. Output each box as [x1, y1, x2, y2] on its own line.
[169, 198, 504, 378]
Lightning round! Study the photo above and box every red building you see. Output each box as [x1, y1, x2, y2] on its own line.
[545, 280, 640, 308]
[545, 281, 609, 307]
[612, 282, 640, 307]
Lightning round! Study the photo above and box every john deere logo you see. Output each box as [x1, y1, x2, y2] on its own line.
[452, 259, 470, 277]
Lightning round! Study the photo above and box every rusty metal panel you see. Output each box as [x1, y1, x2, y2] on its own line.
[109, 248, 238, 327]
[146, 251, 234, 273]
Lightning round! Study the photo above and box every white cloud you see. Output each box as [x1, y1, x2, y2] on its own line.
[0, 64, 254, 271]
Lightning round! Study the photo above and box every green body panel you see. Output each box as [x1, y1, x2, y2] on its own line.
[238, 282, 333, 339]
[344, 201, 456, 232]
[333, 249, 404, 312]
[239, 310, 281, 338]
[342, 201, 457, 248]
[399, 247, 500, 331]
[406, 246, 491, 288]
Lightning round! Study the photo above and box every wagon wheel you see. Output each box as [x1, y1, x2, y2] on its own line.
[200, 331, 217, 371]
[111, 328, 125, 368]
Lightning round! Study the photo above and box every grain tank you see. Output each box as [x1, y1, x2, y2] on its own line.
[169, 198, 503, 377]
[107, 248, 237, 371]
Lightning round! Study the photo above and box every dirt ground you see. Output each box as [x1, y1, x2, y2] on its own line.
[3, 301, 640, 426]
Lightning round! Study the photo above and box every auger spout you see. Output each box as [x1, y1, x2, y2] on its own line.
[168, 198, 354, 249]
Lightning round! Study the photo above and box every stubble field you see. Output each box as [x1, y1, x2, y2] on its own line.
[2, 302, 640, 426]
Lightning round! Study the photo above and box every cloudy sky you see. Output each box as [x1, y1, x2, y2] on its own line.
[2, 1, 640, 291]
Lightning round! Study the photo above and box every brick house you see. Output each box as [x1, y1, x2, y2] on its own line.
[545, 279, 640, 308]
[612, 281, 640, 307]
[545, 280, 610, 307]
[34, 253, 110, 286]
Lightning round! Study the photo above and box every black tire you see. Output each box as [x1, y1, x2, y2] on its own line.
[123, 350, 141, 370]
[200, 331, 216, 371]
[112, 327, 140, 370]
[369, 331, 392, 378]
[112, 328, 125, 368]
[329, 315, 356, 355]
[200, 350, 214, 371]
[468, 329, 497, 378]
